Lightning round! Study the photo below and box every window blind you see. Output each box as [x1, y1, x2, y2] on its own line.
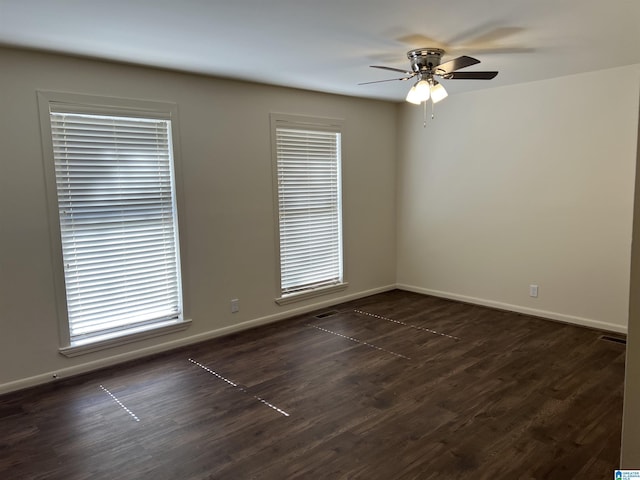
[275, 127, 343, 295]
[49, 111, 182, 345]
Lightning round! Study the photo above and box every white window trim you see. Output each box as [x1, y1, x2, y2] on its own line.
[270, 113, 347, 305]
[37, 91, 190, 356]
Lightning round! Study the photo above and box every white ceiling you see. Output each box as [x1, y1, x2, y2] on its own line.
[1, 0, 639, 102]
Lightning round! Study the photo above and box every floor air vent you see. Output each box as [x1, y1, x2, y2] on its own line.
[600, 335, 627, 345]
[315, 310, 339, 319]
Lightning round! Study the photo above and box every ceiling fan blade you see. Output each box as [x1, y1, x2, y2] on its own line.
[444, 71, 499, 80]
[435, 55, 480, 75]
[358, 75, 415, 85]
[370, 65, 413, 75]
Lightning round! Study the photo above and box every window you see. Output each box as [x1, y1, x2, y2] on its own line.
[38, 92, 189, 356]
[271, 114, 346, 304]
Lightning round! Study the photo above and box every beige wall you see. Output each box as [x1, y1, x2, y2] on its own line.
[396, 65, 640, 333]
[622, 95, 640, 467]
[0, 47, 397, 393]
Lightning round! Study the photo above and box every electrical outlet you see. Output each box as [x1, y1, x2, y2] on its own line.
[231, 298, 239, 313]
[529, 284, 539, 298]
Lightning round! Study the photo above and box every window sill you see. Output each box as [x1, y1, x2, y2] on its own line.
[59, 319, 192, 358]
[275, 282, 348, 306]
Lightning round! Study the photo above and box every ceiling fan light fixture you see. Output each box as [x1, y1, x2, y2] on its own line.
[430, 82, 448, 103]
[405, 85, 422, 104]
[406, 79, 430, 104]
[414, 80, 431, 101]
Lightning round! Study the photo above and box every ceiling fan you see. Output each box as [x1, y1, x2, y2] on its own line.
[360, 48, 498, 106]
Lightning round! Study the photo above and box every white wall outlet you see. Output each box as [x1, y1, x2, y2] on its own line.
[529, 284, 539, 298]
[231, 298, 239, 313]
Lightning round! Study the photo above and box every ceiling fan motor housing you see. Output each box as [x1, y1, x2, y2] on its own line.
[407, 48, 444, 73]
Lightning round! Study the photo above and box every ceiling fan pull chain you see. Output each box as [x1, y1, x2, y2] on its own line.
[431, 101, 435, 120]
[423, 100, 427, 128]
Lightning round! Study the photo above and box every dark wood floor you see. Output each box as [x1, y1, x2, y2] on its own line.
[0, 290, 625, 479]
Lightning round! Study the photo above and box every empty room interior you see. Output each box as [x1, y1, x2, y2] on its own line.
[1, 1, 640, 478]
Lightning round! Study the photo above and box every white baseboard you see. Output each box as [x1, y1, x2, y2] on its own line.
[0, 284, 396, 396]
[397, 283, 627, 335]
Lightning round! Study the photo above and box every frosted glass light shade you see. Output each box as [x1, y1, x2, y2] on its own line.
[414, 80, 431, 100]
[430, 82, 448, 103]
[406, 80, 430, 104]
[405, 85, 421, 104]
